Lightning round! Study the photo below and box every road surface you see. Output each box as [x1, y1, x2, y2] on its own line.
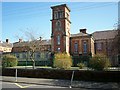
[1, 81, 99, 90]
[2, 81, 67, 88]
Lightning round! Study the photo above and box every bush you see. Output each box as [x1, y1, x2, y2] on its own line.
[89, 54, 111, 70]
[2, 54, 18, 68]
[77, 63, 85, 69]
[53, 53, 72, 70]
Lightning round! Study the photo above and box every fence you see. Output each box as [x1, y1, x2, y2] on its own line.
[18, 60, 52, 66]
[72, 55, 91, 66]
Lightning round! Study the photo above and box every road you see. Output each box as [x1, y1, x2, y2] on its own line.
[1, 76, 120, 89]
[1, 81, 98, 90]
[2, 81, 67, 88]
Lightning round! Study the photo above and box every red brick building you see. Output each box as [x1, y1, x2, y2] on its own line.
[51, 4, 71, 54]
[51, 4, 95, 56]
[50, 4, 119, 66]
[10, 4, 119, 66]
[70, 29, 95, 56]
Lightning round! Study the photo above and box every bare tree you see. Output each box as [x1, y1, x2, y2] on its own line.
[113, 20, 120, 55]
[111, 21, 120, 66]
[15, 28, 44, 69]
[25, 29, 43, 69]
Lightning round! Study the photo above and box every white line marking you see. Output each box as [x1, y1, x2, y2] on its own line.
[14, 83, 36, 88]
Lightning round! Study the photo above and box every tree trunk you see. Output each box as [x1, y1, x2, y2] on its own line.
[32, 59, 35, 69]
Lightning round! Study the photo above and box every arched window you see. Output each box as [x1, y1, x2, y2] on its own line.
[56, 21, 61, 27]
[56, 21, 61, 30]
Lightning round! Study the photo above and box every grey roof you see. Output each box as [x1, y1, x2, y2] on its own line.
[13, 39, 51, 47]
[70, 32, 90, 37]
[0, 42, 13, 47]
[92, 30, 118, 40]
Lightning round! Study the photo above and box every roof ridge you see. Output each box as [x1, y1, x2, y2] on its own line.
[93, 30, 116, 33]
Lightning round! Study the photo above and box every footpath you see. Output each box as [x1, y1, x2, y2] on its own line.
[1, 76, 120, 89]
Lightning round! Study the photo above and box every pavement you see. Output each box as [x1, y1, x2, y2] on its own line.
[1, 76, 120, 89]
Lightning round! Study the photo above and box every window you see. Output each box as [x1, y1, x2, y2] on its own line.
[40, 52, 45, 60]
[57, 47, 60, 52]
[56, 21, 61, 27]
[54, 11, 63, 19]
[16, 53, 19, 58]
[97, 43, 102, 50]
[22, 53, 26, 58]
[74, 43, 78, 52]
[58, 11, 63, 18]
[54, 12, 58, 19]
[83, 42, 87, 53]
[36, 53, 40, 58]
[57, 35, 60, 45]
[56, 21, 61, 30]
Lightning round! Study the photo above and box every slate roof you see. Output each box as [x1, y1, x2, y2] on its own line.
[92, 30, 118, 40]
[0, 42, 13, 47]
[12, 39, 51, 52]
[13, 39, 51, 47]
[70, 32, 91, 37]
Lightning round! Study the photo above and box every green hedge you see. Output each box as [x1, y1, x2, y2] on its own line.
[2, 68, 120, 82]
[2, 54, 18, 68]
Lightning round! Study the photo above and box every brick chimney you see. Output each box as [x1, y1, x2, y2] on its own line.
[19, 39, 22, 42]
[40, 37, 42, 41]
[6, 39, 9, 43]
[80, 29, 87, 34]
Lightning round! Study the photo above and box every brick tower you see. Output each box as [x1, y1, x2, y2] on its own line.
[51, 4, 71, 54]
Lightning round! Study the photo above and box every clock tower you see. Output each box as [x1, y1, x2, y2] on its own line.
[51, 4, 71, 54]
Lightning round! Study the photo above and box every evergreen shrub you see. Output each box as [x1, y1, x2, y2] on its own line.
[77, 63, 85, 69]
[53, 53, 72, 70]
[2, 54, 18, 68]
[89, 54, 111, 70]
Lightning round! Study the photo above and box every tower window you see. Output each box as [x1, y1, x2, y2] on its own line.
[56, 21, 61, 30]
[74, 43, 78, 52]
[58, 11, 63, 18]
[54, 11, 63, 19]
[57, 47, 60, 52]
[83, 42, 87, 53]
[54, 12, 58, 19]
[56, 21, 61, 27]
[57, 35, 60, 45]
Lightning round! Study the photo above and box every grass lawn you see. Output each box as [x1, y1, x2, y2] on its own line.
[5, 66, 52, 69]
[3, 66, 120, 71]
[5, 66, 87, 70]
